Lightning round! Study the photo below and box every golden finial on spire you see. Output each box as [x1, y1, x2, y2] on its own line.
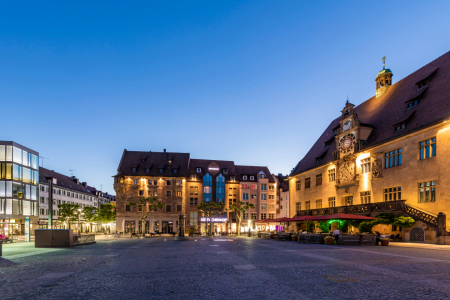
[382, 56, 386, 70]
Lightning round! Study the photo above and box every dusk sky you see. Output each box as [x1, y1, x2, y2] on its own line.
[2, 1, 450, 194]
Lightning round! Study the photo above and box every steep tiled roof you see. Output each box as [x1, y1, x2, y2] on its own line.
[291, 50, 450, 176]
[117, 150, 190, 177]
[235, 165, 275, 183]
[274, 174, 289, 191]
[188, 159, 237, 181]
[39, 167, 95, 195]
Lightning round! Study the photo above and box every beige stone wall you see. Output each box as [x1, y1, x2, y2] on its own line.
[289, 122, 450, 239]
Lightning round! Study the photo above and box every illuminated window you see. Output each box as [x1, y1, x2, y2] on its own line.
[305, 201, 310, 210]
[361, 158, 371, 173]
[269, 185, 274, 190]
[268, 195, 274, 200]
[251, 194, 257, 199]
[419, 181, 436, 202]
[420, 138, 436, 160]
[385, 149, 401, 168]
[384, 186, 401, 201]
[268, 204, 275, 210]
[360, 191, 371, 204]
[176, 191, 182, 197]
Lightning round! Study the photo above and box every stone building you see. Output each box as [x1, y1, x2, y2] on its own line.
[114, 150, 275, 234]
[274, 173, 289, 219]
[289, 51, 450, 243]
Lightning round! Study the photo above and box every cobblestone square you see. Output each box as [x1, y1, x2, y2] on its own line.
[2, 237, 450, 299]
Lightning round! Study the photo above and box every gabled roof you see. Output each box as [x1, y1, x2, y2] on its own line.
[116, 150, 190, 177]
[291, 50, 450, 177]
[188, 159, 237, 181]
[39, 167, 96, 195]
[235, 165, 275, 183]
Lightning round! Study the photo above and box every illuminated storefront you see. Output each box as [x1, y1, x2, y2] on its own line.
[0, 142, 39, 239]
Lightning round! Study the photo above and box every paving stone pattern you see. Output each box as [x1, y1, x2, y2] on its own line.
[1, 237, 450, 299]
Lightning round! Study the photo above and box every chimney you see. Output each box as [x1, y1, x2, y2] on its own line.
[163, 149, 166, 156]
[278, 173, 282, 177]
[72, 176, 80, 184]
[82, 182, 88, 187]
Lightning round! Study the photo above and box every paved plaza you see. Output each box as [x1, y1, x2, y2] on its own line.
[2, 237, 450, 299]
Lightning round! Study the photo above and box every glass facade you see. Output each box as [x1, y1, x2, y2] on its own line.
[203, 173, 212, 202]
[216, 174, 225, 203]
[0, 142, 39, 219]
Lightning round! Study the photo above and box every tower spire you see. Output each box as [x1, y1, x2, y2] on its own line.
[382, 56, 386, 70]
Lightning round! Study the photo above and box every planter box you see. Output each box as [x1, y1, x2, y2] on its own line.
[381, 240, 389, 246]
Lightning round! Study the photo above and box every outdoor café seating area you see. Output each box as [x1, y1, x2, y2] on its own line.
[253, 213, 397, 246]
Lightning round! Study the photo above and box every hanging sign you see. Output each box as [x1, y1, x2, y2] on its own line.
[25, 217, 30, 242]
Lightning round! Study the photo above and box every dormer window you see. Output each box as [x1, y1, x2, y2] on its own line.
[395, 123, 406, 132]
[316, 158, 322, 163]
[407, 99, 418, 109]
[173, 169, 178, 174]
[159, 168, 163, 174]
[196, 168, 201, 172]
[145, 168, 149, 173]
[243, 175, 247, 180]
[344, 110, 350, 116]
[191, 174, 196, 180]
[230, 175, 235, 181]
[132, 168, 136, 173]
[417, 79, 429, 90]
[250, 176, 255, 180]
[258, 171, 266, 179]
[223, 168, 228, 174]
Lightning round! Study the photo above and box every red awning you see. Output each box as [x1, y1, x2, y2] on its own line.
[309, 213, 377, 221]
[270, 217, 291, 222]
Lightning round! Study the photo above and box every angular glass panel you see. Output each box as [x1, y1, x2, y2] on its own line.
[0, 145, 5, 161]
[432, 144, 436, 157]
[5, 199, 12, 214]
[23, 167, 32, 183]
[31, 185, 37, 200]
[23, 200, 31, 215]
[13, 147, 22, 164]
[6, 181, 12, 197]
[22, 150, 28, 167]
[432, 181, 436, 186]
[0, 181, 5, 197]
[398, 153, 402, 165]
[13, 164, 21, 181]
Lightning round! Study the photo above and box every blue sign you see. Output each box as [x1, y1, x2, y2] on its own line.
[25, 217, 30, 242]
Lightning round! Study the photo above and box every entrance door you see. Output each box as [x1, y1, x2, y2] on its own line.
[161, 221, 173, 233]
[125, 221, 135, 233]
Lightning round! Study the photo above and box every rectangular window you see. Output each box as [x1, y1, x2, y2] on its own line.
[126, 205, 130, 211]
[328, 169, 336, 182]
[316, 199, 322, 209]
[268, 195, 274, 200]
[250, 176, 254, 180]
[251, 213, 257, 220]
[190, 186, 194, 195]
[268, 204, 275, 209]
[268, 213, 274, 219]
[229, 188, 232, 196]
[296, 180, 301, 190]
[360, 191, 371, 204]
[167, 180, 172, 186]
[343, 196, 353, 206]
[177, 180, 182, 186]
[261, 184, 267, 190]
[177, 205, 182, 212]
[243, 193, 249, 200]
[167, 191, 171, 197]
[361, 158, 372, 173]
[251, 194, 257, 200]
[251, 185, 257, 190]
[296, 202, 301, 212]
[316, 174, 322, 186]
[420, 138, 436, 160]
[166, 205, 172, 212]
[328, 197, 335, 207]
[384, 186, 401, 202]
[261, 194, 267, 201]
[419, 181, 436, 202]
[176, 191, 182, 197]
[242, 184, 248, 189]
[260, 213, 267, 219]
[134, 180, 138, 185]
[138, 205, 143, 212]
[233, 188, 236, 196]
[154, 180, 158, 185]
[243, 176, 247, 180]
[148, 191, 153, 197]
[139, 190, 144, 196]
[261, 203, 267, 210]
[269, 185, 274, 190]
[204, 186, 211, 193]
[305, 178, 310, 189]
[385, 149, 402, 168]
[305, 201, 310, 210]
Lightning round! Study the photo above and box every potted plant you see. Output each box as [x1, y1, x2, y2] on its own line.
[324, 236, 335, 245]
[380, 237, 389, 246]
[188, 228, 195, 237]
[291, 234, 298, 242]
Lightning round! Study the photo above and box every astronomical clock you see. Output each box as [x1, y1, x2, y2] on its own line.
[338, 131, 356, 156]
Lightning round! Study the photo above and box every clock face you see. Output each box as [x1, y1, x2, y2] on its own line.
[343, 119, 352, 131]
[339, 131, 356, 154]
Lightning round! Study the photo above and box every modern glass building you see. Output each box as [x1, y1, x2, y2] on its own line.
[0, 141, 39, 238]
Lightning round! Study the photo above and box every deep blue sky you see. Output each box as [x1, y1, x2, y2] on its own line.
[2, 1, 450, 194]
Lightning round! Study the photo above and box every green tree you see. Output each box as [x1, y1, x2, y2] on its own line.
[129, 197, 164, 234]
[197, 202, 224, 236]
[57, 203, 80, 230]
[225, 201, 255, 236]
[82, 206, 98, 233]
[393, 216, 415, 228]
[98, 203, 116, 234]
